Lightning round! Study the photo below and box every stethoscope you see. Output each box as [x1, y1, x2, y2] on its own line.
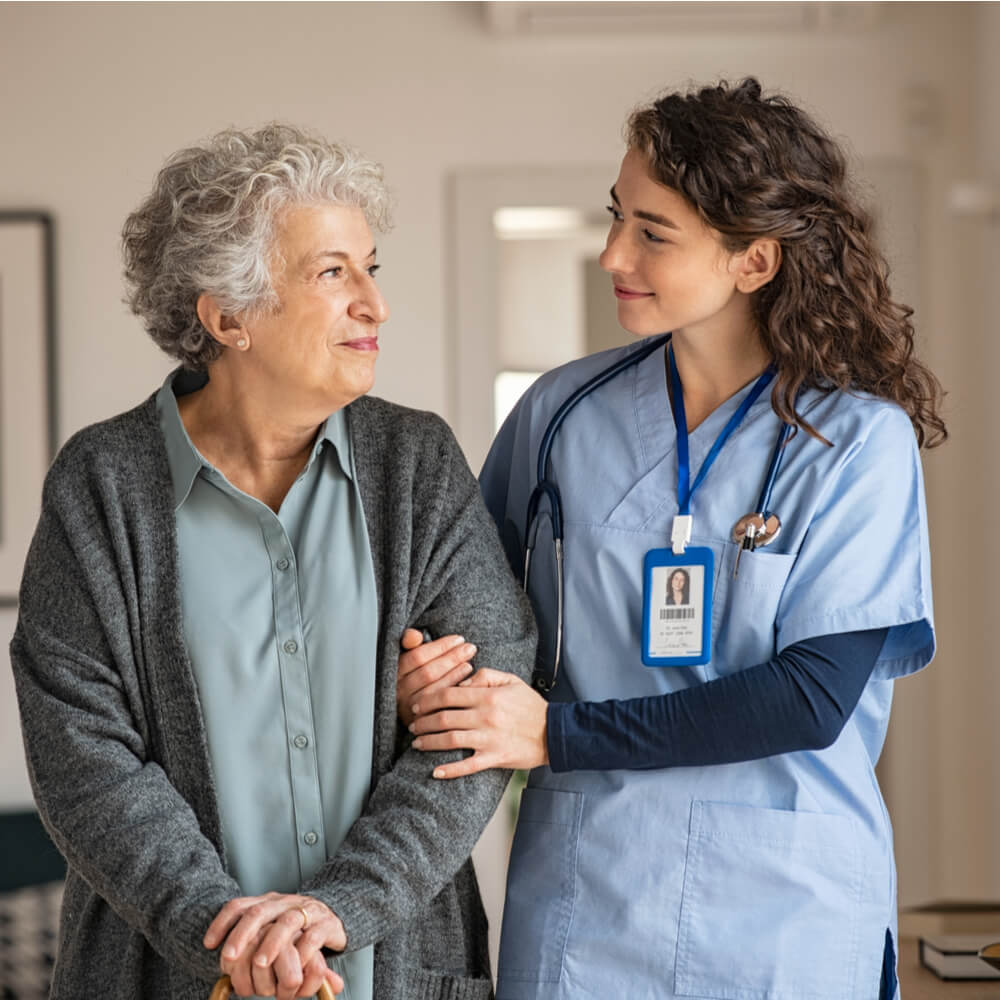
[523, 332, 792, 692]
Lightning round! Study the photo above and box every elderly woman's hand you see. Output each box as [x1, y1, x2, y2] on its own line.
[408, 668, 550, 778]
[204, 892, 346, 999]
[397, 629, 478, 728]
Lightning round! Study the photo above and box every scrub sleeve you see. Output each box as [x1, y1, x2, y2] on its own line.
[775, 403, 934, 678]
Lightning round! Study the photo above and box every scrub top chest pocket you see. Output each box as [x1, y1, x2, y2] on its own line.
[712, 543, 796, 673]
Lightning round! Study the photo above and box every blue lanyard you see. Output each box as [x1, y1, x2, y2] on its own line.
[667, 343, 775, 516]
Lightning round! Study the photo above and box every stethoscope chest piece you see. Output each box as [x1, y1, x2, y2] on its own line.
[731, 511, 781, 578]
[731, 511, 781, 548]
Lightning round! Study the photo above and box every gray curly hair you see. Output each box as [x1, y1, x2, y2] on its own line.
[122, 123, 392, 370]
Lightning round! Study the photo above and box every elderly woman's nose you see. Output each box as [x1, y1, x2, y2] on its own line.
[352, 274, 389, 324]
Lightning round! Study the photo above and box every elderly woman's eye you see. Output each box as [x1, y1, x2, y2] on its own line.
[368, 264, 381, 278]
[321, 266, 343, 278]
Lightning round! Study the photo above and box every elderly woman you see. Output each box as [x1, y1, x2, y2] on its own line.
[10, 125, 534, 1000]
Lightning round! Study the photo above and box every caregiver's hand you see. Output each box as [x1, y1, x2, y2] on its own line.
[397, 629, 477, 728]
[409, 668, 549, 778]
[204, 892, 346, 999]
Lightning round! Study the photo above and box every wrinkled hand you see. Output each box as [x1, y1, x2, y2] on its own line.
[204, 892, 346, 999]
[397, 629, 478, 729]
[409, 668, 549, 778]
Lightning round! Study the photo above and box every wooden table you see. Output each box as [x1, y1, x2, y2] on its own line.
[899, 937, 1000, 999]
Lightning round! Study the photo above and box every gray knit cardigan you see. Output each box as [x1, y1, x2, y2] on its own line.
[10, 390, 536, 1000]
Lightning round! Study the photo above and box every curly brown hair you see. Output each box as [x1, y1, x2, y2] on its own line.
[627, 77, 946, 448]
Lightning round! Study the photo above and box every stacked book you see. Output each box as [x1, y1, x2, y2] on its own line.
[901, 900, 1000, 981]
[919, 935, 1000, 980]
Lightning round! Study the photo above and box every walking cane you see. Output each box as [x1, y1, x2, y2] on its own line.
[210, 975, 336, 1000]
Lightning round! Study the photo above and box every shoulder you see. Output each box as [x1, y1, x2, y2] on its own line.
[500, 340, 655, 439]
[24, 394, 168, 598]
[345, 396, 477, 510]
[486, 339, 657, 480]
[527, 341, 648, 407]
[347, 396, 448, 434]
[801, 388, 918, 458]
[792, 389, 924, 516]
[346, 395, 460, 462]
[44, 394, 163, 501]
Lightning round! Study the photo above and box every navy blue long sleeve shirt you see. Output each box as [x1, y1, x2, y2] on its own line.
[547, 628, 888, 772]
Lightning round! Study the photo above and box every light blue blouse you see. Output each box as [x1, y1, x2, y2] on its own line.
[157, 371, 376, 1000]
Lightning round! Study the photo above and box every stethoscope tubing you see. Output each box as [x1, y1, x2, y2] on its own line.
[523, 334, 669, 691]
[754, 420, 792, 515]
[534, 333, 673, 498]
[522, 331, 790, 692]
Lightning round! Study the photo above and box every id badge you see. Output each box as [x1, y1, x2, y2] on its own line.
[641, 546, 713, 666]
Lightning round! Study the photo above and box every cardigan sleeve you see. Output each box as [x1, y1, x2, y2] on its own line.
[299, 408, 538, 950]
[9, 449, 238, 983]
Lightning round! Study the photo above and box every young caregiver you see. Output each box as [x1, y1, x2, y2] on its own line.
[399, 78, 946, 999]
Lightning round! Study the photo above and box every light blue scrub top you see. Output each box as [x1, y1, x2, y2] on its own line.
[482, 339, 934, 1000]
[157, 372, 376, 1000]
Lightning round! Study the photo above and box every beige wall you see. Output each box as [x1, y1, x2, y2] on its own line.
[972, 0, 1000, 896]
[0, 0, 994, 923]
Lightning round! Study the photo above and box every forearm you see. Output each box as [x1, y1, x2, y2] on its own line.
[547, 628, 887, 772]
[301, 749, 511, 950]
[310, 628, 532, 951]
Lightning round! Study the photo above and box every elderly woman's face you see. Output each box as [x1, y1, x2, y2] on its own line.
[244, 202, 388, 412]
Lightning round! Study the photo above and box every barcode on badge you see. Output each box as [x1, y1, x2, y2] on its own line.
[659, 608, 695, 620]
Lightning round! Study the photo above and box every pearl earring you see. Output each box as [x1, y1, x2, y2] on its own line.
[236, 337, 248, 349]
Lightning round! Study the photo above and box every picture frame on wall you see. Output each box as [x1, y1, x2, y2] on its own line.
[0, 212, 56, 607]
